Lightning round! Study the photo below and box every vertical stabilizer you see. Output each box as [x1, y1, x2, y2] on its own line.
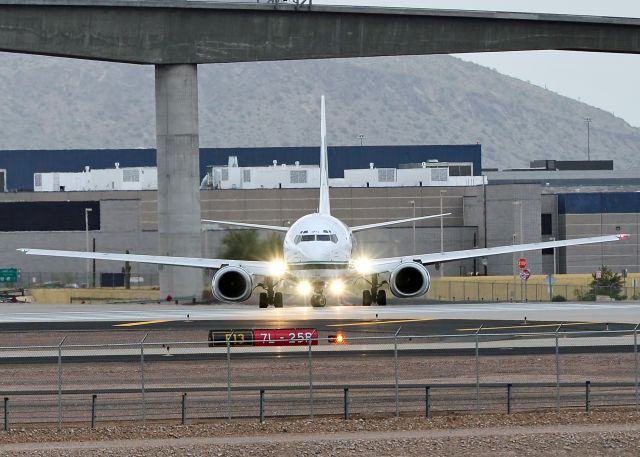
[319, 96, 331, 215]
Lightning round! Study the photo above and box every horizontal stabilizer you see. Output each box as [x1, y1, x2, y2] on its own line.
[202, 219, 289, 232]
[351, 213, 451, 233]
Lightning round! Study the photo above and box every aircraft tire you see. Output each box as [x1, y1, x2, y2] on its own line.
[363, 290, 372, 306]
[259, 292, 268, 309]
[376, 290, 387, 306]
[310, 295, 326, 308]
[274, 292, 284, 308]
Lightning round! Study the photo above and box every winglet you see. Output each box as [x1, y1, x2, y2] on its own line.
[318, 96, 331, 215]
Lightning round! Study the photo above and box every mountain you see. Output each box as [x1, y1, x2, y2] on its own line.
[0, 52, 638, 170]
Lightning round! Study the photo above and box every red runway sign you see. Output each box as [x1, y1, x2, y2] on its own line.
[253, 329, 318, 346]
[518, 258, 527, 269]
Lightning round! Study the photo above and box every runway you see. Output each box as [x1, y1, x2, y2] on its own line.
[0, 301, 639, 325]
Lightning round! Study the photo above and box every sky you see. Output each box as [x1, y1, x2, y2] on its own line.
[313, 0, 640, 127]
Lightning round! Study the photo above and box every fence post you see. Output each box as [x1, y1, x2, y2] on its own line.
[3, 397, 8, 431]
[91, 394, 97, 428]
[140, 333, 148, 425]
[555, 324, 562, 412]
[226, 336, 232, 421]
[394, 327, 402, 418]
[343, 388, 349, 420]
[57, 336, 66, 431]
[634, 323, 639, 411]
[308, 336, 314, 419]
[181, 393, 187, 425]
[585, 381, 591, 413]
[425, 386, 431, 419]
[259, 390, 265, 423]
[507, 383, 512, 414]
[475, 324, 484, 412]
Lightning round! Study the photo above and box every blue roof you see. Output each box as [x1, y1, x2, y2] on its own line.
[558, 192, 640, 214]
[0, 145, 481, 190]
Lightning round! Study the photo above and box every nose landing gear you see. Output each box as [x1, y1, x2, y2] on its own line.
[310, 281, 327, 308]
[310, 295, 327, 308]
[362, 274, 387, 306]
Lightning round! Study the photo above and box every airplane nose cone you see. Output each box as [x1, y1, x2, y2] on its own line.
[298, 244, 331, 261]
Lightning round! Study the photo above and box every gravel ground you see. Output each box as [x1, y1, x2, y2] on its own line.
[0, 409, 638, 456]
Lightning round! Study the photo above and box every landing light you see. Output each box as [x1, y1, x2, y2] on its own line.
[268, 260, 287, 278]
[353, 258, 372, 275]
[329, 333, 345, 344]
[297, 281, 312, 296]
[329, 279, 345, 295]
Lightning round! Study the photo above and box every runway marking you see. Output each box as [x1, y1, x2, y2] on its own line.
[457, 322, 596, 332]
[326, 318, 433, 327]
[113, 320, 170, 327]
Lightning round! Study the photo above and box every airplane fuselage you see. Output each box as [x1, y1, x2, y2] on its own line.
[283, 213, 353, 281]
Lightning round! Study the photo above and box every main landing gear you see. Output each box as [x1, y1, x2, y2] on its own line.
[258, 278, 283, 309]
[362, 273, 387, 306]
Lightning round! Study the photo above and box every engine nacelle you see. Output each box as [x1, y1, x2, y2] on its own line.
[389, 263, 431, 298]
[212, 266, 253, 302]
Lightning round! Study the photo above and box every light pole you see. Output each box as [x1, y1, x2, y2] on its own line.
[409, 200, 416, 253]
[550, 236, 557, 275]
[439, 190, 447, 277]
[357, 134, 365, 147]
[85, 207, 92, 288]
[584, 117, 592, 160]
[512, 201, 522, 300]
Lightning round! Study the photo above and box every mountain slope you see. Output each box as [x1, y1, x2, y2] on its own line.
[0, 52, 637, 169]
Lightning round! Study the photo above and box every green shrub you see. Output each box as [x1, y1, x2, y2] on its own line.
[551, 295, 567, 302]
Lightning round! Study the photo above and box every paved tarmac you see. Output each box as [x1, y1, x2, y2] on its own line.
[0, 301, 638, 326]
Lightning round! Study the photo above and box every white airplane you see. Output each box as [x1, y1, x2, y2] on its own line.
[19, 97, 625, 308]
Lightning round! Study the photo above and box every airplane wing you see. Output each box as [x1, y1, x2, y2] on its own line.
[18, 249, 274, 276]
[202, 219, 289, 232]
[350, 213, 451, 233]
[361, 234, 626, 274]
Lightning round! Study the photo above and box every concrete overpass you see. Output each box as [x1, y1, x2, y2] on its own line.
[1, 0, 638, 297]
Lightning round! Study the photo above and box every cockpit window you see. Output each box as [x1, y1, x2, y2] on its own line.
[294, 233, 339, 244]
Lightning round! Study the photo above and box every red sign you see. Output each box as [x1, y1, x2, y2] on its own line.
[518, 258, 527, 269]
[520, 269, 531, 281]
[253, 329, 318, 346]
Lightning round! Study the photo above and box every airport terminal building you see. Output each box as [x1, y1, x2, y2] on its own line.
[0, 147, 638, 287]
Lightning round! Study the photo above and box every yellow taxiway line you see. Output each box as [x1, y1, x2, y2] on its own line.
[457, 322, 596, 332]
[114, 320, 170, 327]
[327, 318, 433, 327]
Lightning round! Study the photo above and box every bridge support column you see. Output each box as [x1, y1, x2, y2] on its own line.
[155, 64, 202, 299]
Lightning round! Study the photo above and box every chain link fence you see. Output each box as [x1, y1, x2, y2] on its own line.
[0, 326, 638, 429]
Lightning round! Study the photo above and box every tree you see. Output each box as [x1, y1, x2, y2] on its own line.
[260, 232, 285, 261]
[217, 230, 283, 261]
[577, 265, 624, 300]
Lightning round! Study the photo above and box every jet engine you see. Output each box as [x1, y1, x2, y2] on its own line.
[212, 266, 253, 302]
[389, 263, 431, 298]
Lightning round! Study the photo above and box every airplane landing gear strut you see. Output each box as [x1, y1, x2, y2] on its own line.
[362, 273, 386, 306]
[258, 278, 283, 308]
